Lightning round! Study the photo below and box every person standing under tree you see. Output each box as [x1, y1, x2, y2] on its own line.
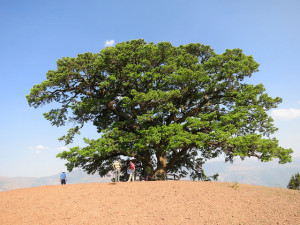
[128, 160, 135, 182]
[145, 165, 152, 181]
[112, 159, 122, 182]
[126, 166, 131, 181]
[60, 172, 67, 185]
[196, 164, 203, 181]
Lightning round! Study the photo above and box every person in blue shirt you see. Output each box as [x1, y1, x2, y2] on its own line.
[60, 172, 67, 185]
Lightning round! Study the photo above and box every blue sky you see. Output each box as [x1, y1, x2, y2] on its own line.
[0, 0, 299, 177]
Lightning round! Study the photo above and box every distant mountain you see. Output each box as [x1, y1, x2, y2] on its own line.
[1, 157, 299, 191]
[202, 157, 300, 188]
[0, 170, 112, 192]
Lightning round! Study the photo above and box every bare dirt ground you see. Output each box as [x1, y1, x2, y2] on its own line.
[0, 181, 299, 225]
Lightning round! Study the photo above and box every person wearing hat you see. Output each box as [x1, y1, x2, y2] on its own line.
[60, 171, 67, 185]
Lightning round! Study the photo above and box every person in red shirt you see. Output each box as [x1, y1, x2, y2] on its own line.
[128, 160, 135, 182]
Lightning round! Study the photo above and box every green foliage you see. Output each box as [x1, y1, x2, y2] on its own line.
[287, 172, 300, 190]
[190, 170, 219, 182]
[232, 182, 239, 190]
[27, 39, 293, 178]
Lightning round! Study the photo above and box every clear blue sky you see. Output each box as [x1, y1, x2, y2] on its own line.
[0, 0, 299, 177]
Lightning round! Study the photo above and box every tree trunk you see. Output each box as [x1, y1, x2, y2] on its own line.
[155, 151, 167, 180]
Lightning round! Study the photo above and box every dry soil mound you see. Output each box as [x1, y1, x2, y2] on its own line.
[0, 181, 299, 225]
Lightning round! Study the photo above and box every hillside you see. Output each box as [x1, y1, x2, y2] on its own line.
[0, 181, 299, 225]
[0, 169, 111, 192]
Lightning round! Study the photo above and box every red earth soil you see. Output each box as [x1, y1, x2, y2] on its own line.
[0, 181, 299, 225]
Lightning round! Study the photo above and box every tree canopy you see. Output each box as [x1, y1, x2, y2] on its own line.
[27, 39, 293, 179]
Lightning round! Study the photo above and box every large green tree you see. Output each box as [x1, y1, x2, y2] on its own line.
[27, 39, 293, 179]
